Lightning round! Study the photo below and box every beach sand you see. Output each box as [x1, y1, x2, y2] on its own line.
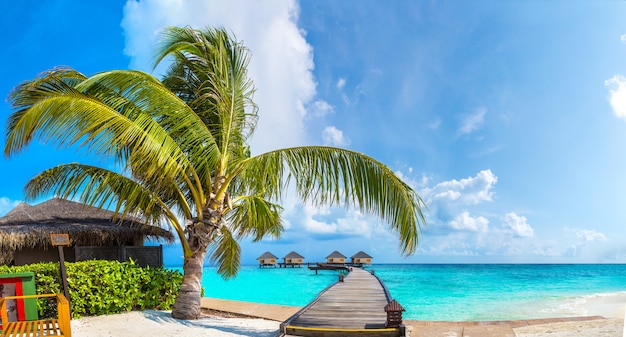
[71, 310, 280, 337]
[513, 318, 623, 337]
[69, 303, 625, 337]
[70, 311, 624, 337]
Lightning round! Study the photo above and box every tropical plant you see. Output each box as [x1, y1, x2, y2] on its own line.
[4, 26, 427, 320]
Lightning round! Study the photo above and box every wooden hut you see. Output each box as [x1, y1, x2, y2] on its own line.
[256, 251, 278, 268]
[0, 198, 174, 267]
[281, 251, 304, 267]
[351, 251, 373, 265]
[325, 251, 346, 264]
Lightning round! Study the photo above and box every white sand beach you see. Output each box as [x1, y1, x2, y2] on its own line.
[70, 309, 624, 337]
[71, 310, 280, 337]
[513, 319, 624, 337]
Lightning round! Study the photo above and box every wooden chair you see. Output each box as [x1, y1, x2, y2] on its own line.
[0, 294, 71, 337]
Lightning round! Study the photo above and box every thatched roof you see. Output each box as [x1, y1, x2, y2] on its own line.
[0, 198, 174, 264]
[256, 251, 278, 260]
[351, 251, 372, 259]
[326, 251, 346, 259]
[283, 251, 304, 259]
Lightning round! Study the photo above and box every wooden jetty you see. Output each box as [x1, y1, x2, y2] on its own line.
[280, 268, 405, 337]
[307, 263, 349, 274]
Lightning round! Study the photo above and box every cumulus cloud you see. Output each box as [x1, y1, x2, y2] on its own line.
[574, 229, 607, 242]
[502, 212, 534, 238]
[458, 107, 487, 135]
[322, 126, 350, 147]
[310, 100, 334, 117]
[423, 169, 497, 205]
[122, 0, 318, 154]
[562, 228, 608, 258]
[605, 75, 626, 121]
[449, 211, 489, 232]
[621, 34, 626, 43]
[301, 204, 370, 238]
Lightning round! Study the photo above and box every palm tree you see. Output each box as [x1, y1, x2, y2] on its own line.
[4, 26, 426, 320]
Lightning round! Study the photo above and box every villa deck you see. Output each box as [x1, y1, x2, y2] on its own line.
[280, 268, 404, 337]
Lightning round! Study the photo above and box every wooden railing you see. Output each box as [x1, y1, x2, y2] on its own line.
[0, 294, 71, 337]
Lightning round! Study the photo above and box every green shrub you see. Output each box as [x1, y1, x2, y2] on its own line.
[0, 260, 182, 318]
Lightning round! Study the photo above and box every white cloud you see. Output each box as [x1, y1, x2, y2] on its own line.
[458, 107, 487, 135]
[562, 228, 609, 258]
[121, 0, 317, 154]
[574, 229, 607, 242]
[310, 100, 334, 117]
[423, 169, 497, 205]
[337, 78, 346, 90]
[322, 126, 350, 147]
[502, 212, 534, 238]
[621, 34, 626, 43]
[605, 75, 626, 121]
[301, 204, 370, 237]
[448, 211, 489, 232]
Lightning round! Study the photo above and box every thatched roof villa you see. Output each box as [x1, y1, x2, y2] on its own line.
[351, 251, 373, 265]
[0, 198, 174, 267]
[281, 251, 305, 268]
[283, 251, 304, 264]
[256, 251, 278, 267]
[325, 251, 347, 264]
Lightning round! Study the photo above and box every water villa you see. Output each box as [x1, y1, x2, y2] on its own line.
[279, 251, 305, 268]
[351, 251, 373, 265]
[257, 251, 278, 267]
[257, 250, 373, 271]
[325, 251, 347, 264]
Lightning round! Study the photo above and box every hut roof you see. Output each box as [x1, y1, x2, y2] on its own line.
[283, 251, 304, 259]
[0, 198, 174, 264]
[351, 251, 373, 259]
[326, 251, 346, 259]
[256, 251, 278, 260]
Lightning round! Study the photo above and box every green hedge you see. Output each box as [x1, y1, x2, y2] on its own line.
[0, 260, 182, 318]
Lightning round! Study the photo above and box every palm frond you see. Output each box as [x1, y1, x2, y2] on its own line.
[241, 146, 427, 255]
[208, 227, 241, 278]
[5, 68, 219, 218]
[155, 26, 257, 180]
[226, 195, 283, 241]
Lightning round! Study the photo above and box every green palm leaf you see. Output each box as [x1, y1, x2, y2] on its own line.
[239, 146, 426, 254]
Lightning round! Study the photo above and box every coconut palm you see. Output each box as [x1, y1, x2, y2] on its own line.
[4, 26, 426, 320]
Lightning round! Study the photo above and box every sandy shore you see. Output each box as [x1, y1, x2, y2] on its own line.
[70, 309, 625, 337]
[513, 318, 623, 337]
[71, 310, 280, 337]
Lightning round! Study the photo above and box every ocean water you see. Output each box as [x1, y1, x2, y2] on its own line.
[189, 264, 626, 321]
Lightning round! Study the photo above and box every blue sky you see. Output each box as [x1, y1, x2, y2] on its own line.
[2, 0, 626, 266]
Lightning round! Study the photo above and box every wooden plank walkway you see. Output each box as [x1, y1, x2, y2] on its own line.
[280, 268, 402, 336]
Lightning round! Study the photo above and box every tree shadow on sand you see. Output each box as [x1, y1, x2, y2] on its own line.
[142, 310, 279, 337]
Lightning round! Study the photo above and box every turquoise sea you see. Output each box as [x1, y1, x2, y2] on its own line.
[186, 264, 626, 321]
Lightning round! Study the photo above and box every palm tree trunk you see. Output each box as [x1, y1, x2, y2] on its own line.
[171, 248, 206, 319]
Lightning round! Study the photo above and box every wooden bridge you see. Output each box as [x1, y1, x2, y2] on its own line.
[280, 268, 405, 337]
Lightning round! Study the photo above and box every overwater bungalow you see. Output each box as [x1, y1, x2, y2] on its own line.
[0, 198, 173, 267]
[280, 251, 304, 268]
[256, 251, 278, 268]
[351, 251, 373, 265]
[325, 251, 346, 264]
